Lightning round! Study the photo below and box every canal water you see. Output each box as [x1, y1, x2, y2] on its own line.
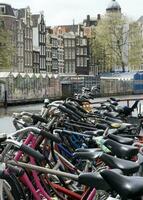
[0, 95, 142, 134]
[0, 103, 43, 134]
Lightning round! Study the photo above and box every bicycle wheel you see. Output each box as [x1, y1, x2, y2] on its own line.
[0, 171, 26, 200]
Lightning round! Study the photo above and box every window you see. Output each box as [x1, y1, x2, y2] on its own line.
[39, 34, 42, 43]
[84, 57, 87, 67]
[43, 25, 45, 32]
[77, 57, 80, 67]
[37, 54, 39, 63]
[25, 52, 27, 65]
[71, 50, 75, 59]
[41, 46, 43, 55]
[76, 47, 80, 55]
[68, 48, 71, 59]
[20, 45, 22, 56]
[40, 46, 42, 55]
[41, 35, 43, 43]
[27, 53, 29, 66]
[52, 49, 57, 58]
[33, 53, 35, 62]
[18, 32, 21, 42]
[80, 57, 83, 66]
[81, 38, 87, 46]
[30, 41, 32, 51]
[26, 28, 29, 37]
[83, 47, 87, 55]
[64, 51, 68, 59]
[71, 61, 75, 73]
[0, 6, 5, 14]
[52, 60, 58, 70]
[29, 30, 32, 38]
[64, 61, 68, 73]
[21, 46, 23, 56]
[76, 38, 80, 45]
[64, 39, 68, 47]
[30, 53, 32, 66]
[42, 35, 44, 43]
[72, 40, 75, 47]
[68, 40, 71, 46]
[68, 62, 71, 73]
[80, 48, 83, 55]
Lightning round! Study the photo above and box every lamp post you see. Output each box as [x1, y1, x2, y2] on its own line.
[76, 73, 78, 93]
[0, 81, 7, 108]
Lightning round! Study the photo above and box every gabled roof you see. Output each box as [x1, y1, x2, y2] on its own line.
[32, 14, 40, 27]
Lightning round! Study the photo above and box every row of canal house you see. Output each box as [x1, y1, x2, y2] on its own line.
[0, 4, 96, 75]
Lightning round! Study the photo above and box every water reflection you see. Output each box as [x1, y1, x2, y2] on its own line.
[0, 104, 42, 117]
[0, 103, 43, 133]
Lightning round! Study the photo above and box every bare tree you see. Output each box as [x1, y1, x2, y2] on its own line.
[91, 13, 143, 72]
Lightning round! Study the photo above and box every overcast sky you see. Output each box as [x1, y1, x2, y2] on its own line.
[1, 0, 143, 26]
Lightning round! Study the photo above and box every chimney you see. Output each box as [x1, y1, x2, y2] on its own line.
[97, 14, 101, 20]
[86, 15, 90, 26]
[87, 14, 90, 21]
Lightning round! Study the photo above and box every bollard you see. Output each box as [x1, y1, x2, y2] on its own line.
[127, 100, 129, 107]
[139, 103, 142, 115]
[4, 90, 7, 109]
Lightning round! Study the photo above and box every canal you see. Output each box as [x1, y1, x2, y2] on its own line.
[0, 95, 142, 134]
[0, 103, 43, 134]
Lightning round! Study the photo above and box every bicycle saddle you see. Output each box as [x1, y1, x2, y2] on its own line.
[100, 153, 139, 175]
[78, 172, 110, 190]
[101, 170, 143, 199]
[78, 169, 122, 190]
[73, 149, 102, 161]
[107, 134, 134, 145]
[103, 139, 138, 159]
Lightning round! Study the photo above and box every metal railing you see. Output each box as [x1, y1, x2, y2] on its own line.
[90, 96, 143, 115]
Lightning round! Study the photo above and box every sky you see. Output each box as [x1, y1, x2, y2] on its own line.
[1, 0, 143, 26]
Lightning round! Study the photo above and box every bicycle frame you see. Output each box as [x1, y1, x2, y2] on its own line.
[14, 132, 51, 200]
[13, 132, 95, 200]
[8, 160, 98, 200]
[0, 125, 97, 200]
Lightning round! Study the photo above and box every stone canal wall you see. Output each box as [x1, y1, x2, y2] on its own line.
[0, 72, 62, 104]
[0, 72, 143, 106]
[0, 72, 98, 105]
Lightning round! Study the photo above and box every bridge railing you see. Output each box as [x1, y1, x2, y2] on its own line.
[90, 97, 143, 116]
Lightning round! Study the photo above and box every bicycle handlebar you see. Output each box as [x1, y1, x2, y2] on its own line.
[20, 144, 45, 161]
[58, 105, 80, 121]
[4, 139, 45, 161]
[40, 130, 61, 143]
[31, 114, 48, 124]
[8, 127, 61, 143]
[17, 112, 48, 124]
[63, 102, 85, 118]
